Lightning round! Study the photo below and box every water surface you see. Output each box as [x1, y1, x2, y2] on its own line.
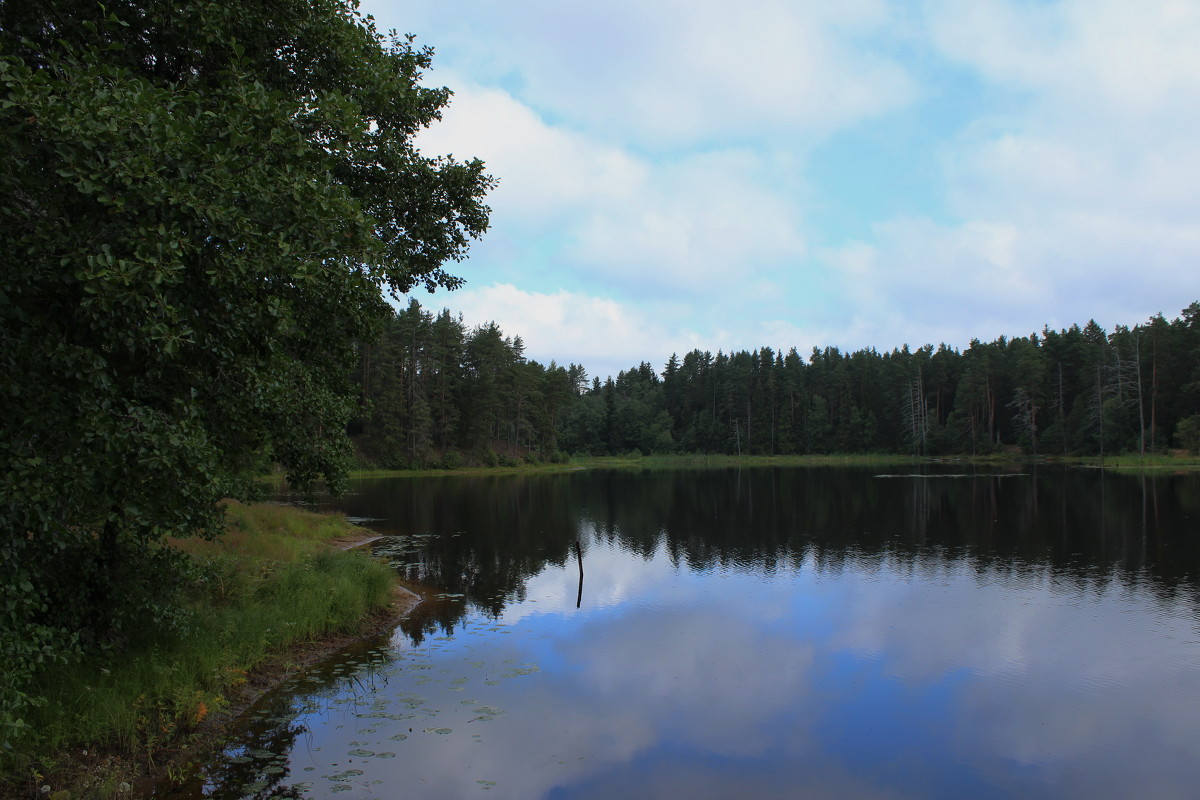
[175, 467, 1200, 799]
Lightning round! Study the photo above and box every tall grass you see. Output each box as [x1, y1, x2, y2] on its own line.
[12, 502, 394, 775]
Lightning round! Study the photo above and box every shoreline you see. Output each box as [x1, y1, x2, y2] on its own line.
[143, 534, 422, 797]
[2, 531, 421, 800]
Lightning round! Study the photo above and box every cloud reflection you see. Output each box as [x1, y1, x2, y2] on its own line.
[204, 471, 1200, 799]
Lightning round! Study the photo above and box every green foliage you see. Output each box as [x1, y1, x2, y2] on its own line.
[1177, 415, 1200, 454]
[352, 299, 588, 464]
[3, 501, 386, 772]
[1, 0, 490, 750]
[349, 301, 1199, 466]
[19, 506, 392, 765]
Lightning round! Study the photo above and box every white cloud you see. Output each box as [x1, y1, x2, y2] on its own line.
[926, 0, 1200, 119]
[567, 150, 808, 289]
[419, 81, 809, 300]
[416, 80, 644, 225]
[804, 0, 1200, 349]
[444, 283, 706, 381]
[389, 0, 1200, 362]
[380, 0, 916, 148]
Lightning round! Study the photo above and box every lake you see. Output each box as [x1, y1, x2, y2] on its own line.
[170, 466, 1200, 799]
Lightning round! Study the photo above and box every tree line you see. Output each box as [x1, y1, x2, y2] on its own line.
[353, 301, 1200, 464]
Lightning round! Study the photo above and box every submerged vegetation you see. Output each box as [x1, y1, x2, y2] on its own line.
[1, 503, 394, 796]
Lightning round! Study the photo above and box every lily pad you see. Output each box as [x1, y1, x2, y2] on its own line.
[326, 769, 364, 781]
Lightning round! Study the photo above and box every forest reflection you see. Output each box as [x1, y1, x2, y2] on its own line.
[179, 466, 1200, 800]
[305, 467, 1200, 643]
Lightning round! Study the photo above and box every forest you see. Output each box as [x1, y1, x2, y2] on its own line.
[352, 299, 1200, 465]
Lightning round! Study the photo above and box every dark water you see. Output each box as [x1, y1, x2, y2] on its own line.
[175, 466, 1200, 799]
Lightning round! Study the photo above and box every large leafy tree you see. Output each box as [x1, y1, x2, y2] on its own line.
[0, 0, 491, 744]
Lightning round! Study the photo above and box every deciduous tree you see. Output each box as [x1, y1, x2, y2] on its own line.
[0, 0, 491, 745]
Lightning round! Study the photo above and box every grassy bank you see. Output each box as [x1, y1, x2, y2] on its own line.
[347, 462, 583, 480]
[3, 502, 395, 799]
[1090, 453, 1200, 472]
[273, 451, 1200, 485]
[341, 453, 929, 478]
[575, 453, 927, 470]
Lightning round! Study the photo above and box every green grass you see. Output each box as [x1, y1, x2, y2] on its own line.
[572, 453, 930, 470]
[8, 502, 394, 791]
[346, 462, 583, 479]
[328, 451, 1200, 482]
[344, 453, 928, 478]
[1094, 453, 1200, 471]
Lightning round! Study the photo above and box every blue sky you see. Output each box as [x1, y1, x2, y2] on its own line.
[363, 0, 1200, 382]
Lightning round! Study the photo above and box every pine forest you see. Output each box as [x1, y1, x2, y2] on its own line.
[351, 299, 1200, 466]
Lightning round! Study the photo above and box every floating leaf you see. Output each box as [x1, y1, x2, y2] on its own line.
[326, 770, 364, 781]
[347, 749, 375, 757]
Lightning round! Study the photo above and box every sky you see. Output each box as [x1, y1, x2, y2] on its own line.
[362, 0, 1200, 383]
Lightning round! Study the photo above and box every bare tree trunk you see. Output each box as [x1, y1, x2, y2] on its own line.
[1151, 336, 1158, 452]
[1135, 335, 1145, 456]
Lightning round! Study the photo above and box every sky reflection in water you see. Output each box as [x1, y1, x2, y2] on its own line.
[186, 469, 1200, 800]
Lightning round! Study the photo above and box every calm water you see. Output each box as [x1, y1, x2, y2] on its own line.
[174, 467, 1200, 799]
